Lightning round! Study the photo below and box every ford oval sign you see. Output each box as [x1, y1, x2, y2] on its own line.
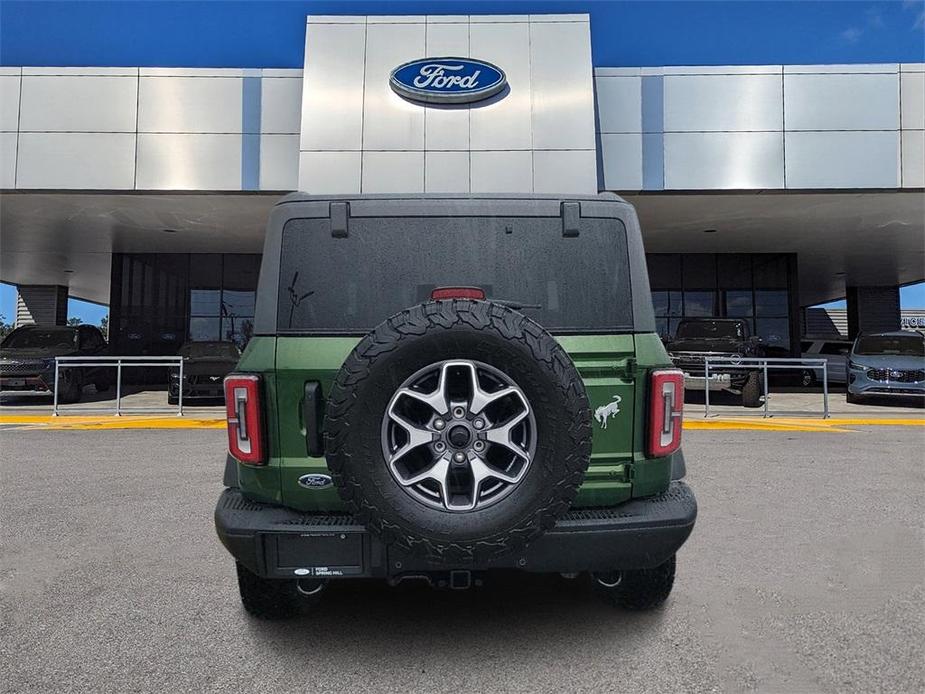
[389, 57, 507, 105]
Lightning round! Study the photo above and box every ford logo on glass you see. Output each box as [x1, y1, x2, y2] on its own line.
[389, 57, 507, 104]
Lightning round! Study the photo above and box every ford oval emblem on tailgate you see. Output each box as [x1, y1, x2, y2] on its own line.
[389, 57, 506, 104]
[298, 474, 333, 490]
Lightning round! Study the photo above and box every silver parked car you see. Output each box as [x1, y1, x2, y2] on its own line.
[846, 331, 925, 404]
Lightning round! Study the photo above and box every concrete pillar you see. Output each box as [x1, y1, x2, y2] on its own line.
[15, 285, 68, 327]
[846, 285, 900, 339]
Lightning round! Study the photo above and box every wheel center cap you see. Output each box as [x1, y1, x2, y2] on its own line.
[447, 425, 471, 448]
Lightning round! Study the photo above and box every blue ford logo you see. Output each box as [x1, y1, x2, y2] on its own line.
[298, 474, 333, 490]
[390, 57, 507, 105]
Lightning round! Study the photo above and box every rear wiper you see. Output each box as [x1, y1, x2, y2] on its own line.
[492, 299, 543, 311]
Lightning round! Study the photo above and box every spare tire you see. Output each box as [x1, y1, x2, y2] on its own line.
[323, 299, 592, 564]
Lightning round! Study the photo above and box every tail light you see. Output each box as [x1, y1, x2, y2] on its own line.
[224, 374, 265, 465]
[647, 369, 684, 458]
[431, 286, 486, 300]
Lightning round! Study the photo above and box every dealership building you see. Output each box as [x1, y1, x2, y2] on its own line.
[1, 13, 923, 357]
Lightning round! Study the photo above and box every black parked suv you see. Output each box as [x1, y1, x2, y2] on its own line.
[666, 318, 765, 407]
[0, 324, 110, 402]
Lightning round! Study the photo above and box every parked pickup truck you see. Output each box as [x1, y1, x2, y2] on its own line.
[666, 318, 765, 407]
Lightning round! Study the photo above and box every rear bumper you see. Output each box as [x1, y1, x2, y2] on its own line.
[215, 481, 697, 579]
[0, 374, 51, 392]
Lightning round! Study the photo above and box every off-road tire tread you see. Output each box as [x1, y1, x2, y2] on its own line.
[235, 562, 302, 620]
[597, 555, 676, 610]
[741, 370, 762, 408]
[324, 299, 592, 564]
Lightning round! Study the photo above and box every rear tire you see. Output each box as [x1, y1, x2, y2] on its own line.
[846, 391, 862, 405]
[741, 371, 762, 408]
[593, 555, 676, 610]
[167, 395, 178, 406]
[235, 562, 322, 620]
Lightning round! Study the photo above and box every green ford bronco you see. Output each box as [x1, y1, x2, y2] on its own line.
[215, 193, 697, 619]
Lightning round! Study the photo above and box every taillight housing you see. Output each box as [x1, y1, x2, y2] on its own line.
[224, 374, 266, 465]
[647, 369, 684, 458]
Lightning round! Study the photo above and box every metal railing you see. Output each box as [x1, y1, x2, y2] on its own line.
[702, 357, 829, 418]
[53, 356, 184, 416]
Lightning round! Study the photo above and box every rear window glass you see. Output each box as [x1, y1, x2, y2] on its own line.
[277, 216, 632, 334]
[2, 328, 78, 349]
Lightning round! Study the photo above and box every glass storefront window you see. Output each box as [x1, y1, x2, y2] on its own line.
[754, 289, 788, 316]
[756, 318, 790, 348]
[189, 316, 221, 342]
[683, 291, 716, 316]
[723, 290, 754, 317]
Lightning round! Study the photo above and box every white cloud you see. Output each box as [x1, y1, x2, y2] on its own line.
[840, 27, 863, 42]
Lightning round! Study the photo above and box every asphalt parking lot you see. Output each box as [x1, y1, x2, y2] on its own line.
[1, 425, 923, 693]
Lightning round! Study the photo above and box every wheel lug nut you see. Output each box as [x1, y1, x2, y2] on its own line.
[453, 452, 466, 463]
[473, 440, 485, 451]
[473, 418, 485, 430]
[453, 407, 465, 419]
[434, 441, 446, 452]
[433, 418, 445, 430]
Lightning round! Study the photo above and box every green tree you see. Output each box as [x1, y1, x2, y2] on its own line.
[99, 315, 109, 341]
[0, 313, 12, 339]
[67, 317, 83, 326]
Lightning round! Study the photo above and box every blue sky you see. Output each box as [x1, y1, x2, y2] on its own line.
[1, 1, 924, 68]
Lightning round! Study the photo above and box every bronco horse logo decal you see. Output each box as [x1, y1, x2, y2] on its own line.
[593, 395, 622, 429]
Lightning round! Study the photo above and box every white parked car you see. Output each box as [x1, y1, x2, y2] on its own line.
[800, 337, 853, 385]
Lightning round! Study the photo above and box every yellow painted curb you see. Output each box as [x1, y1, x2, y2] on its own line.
[0, 415, 225, 430]
[0, 414, 920, 432]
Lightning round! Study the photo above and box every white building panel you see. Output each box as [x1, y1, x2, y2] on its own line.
[530, 20, 595, 149]
[900, 71, 925, 130]
[901, 130, 925, 188]
[361, 22, 426, 151]
[260, 77, 302, 134]
[136, 133, 242, 190]
[425, 151, 469, 192]
[533, 150, 597, 193]
[469, 21, 532, 150]
[785, 131, 899, 188]
[138, 76, 243, 133]
[600, 133, 643, 190]
[299, 22, 366, 151]
[298, 151, 361, 194]
[663, 74, 783, 132]
[784, 73, 900, 131]
[260, 134, 299, 190]
[19, 75, 137, 133]
[362, 151, 425, 193]
[664, 132, 784, 189]
[0, 132, 16, 188]
[424, 22, 470, 152]
[16, 133, 135, 189]
[595, 76, 642, 134]
[0, 74, 21, 132]
[469, 151, 532, 192]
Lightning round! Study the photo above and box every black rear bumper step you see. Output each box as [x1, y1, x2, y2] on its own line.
[215, 482, 697, 579]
